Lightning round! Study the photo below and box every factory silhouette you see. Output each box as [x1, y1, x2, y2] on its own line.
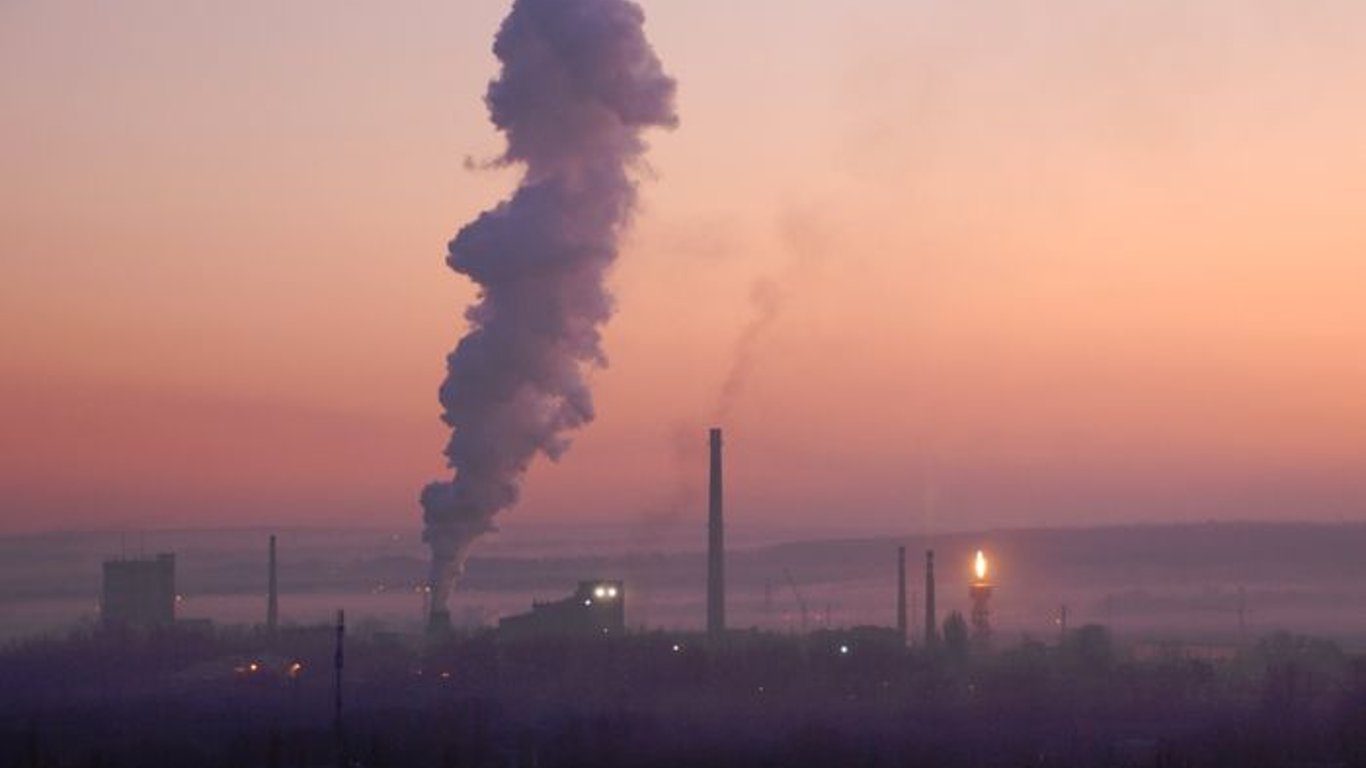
[7, 428, 1366, 766]
[96, 427, 998, 655]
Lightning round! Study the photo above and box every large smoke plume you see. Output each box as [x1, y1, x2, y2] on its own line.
[422, 0, 676, 615]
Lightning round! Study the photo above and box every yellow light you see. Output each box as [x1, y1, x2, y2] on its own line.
[607, 586, 618, 598]
[974, 550, 988, 582]
[594, 586, 606, 598]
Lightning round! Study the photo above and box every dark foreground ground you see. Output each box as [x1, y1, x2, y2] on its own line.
[4, 622, 1366, 768]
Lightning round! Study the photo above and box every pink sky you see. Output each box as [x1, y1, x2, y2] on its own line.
[3, 0, 1366, 534]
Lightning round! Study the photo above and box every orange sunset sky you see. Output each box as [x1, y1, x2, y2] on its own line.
[3, 1, 1365, 535]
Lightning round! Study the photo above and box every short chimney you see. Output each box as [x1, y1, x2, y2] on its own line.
[924, 549, 937, 650]
[897, 545, 908, 645]
[267, 534, 279, 635]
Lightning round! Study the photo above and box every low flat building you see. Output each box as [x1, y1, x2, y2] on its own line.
[499, 580, 625, 641]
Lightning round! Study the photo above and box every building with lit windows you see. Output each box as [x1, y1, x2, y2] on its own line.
[498, 580, 625, 640]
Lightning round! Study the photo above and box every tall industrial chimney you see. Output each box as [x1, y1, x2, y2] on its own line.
[897, 545, 908, 646]
[924, 549, 937, 650]
[707, 427, 725, 640]
[267, 534, 278, 636]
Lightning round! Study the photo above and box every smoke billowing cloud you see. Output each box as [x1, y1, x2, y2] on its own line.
[422, 0, 676, 615]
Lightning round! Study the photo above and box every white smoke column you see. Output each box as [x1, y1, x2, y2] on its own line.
[422, 0, 677, 616]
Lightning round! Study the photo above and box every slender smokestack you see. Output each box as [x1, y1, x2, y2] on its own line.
[896, 545, 907, 646]
[924, 549, 937, 650]
[267, 534, 278, 636]
[707, 427, 725, 640]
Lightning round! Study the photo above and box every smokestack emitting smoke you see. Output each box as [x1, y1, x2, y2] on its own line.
[420, 0, 677, 618]
[707, 427, 724, 639]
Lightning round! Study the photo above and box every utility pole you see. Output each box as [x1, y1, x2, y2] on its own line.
[334, 609, 345, 768]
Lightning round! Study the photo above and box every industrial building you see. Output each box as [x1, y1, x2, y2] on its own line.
[498, 580, 625, 641]
[101, 553, 176, 629]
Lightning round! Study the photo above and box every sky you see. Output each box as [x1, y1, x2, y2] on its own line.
[3, 0, 1366, 536]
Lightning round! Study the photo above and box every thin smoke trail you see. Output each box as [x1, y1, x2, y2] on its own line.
[713, 207, 830, 422]
[632, 210, 831, 545]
